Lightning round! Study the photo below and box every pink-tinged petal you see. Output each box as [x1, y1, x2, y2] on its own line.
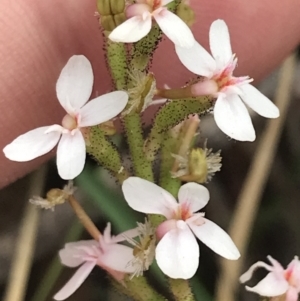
[240, 84, 280, 118]
[59, 241, 98, 267]
[126, 4, 151, 18]
[267, 255, 285, 274]
[245, 272, 289, 297]
[100, 244, 136, 273]
[286, 256, 300, 289]
[53, 261, 96, 301]
[188, 218, 240, 260]
[122, 177, 177, 218]
[109, 15, 152, 43]
[286, 287, 299, 301]
[209, 20, 232, 67]
[178, 183, 210, 212]
[56, 131, 86, 180]
[3, 126, 61, 162]
[214, 94, 256, 142]
[175, 41, 216, 77]
[156, 221, 199, 279]
[156, 219, 177, 240]
[153, 9, 194, 48]
[240, 260, 274, 283]
[56, 55, 93, 113]
[79, 91, 128, 127]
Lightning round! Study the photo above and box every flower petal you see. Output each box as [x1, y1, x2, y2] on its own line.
[209, 20, 232, 66]
[240, 84, 280, 118]
[3, 126, 61, 162]
[245, 272, 289, 297]
[286, 287, 299, 301]
[122, 177, 177, 218]
[79, 91, 128, 127]
[100, 244, 136, 273]
[178, 183, 210, 212]
[240, 260, 274, 283]
[214, 94, 256, 141]
[188, 218, 240, 260]
[53, 261, 96, 301]
[156, 221, 199, 279]
[56, 131, 86, 180]
[59, 241, 99, 267]
[175, 41, 216, 77]
[153, 9, 194, 48]
[109, 15, 152, 43]
[56, 55, 93, 113]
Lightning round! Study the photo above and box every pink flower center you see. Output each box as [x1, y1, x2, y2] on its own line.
[126, 0, 162, 17]
[284, 266, 299, 288]
[212, 56, 252, 93]
[62, 113, 78, 131]
[174, 202, 192, 221]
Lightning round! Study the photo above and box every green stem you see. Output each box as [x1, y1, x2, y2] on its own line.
[123, 113, 154, 182]
[105, 39, 128, 90]
[129, 25, 162, 72]
[86, 127, 129, 183]
[113, 276, 167, 301]
[145, 97, 212, 161]
[159, 132, 181, 197]
[168, 279, 196, 301]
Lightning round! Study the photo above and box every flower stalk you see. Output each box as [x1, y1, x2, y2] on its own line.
[156, 86, 194, 100]
[67, 195, 101, 241]
[123, 113, 154, 182]
[159, 131, 181, 197]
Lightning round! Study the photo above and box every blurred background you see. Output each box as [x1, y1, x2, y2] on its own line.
[0, 51, 299, 301]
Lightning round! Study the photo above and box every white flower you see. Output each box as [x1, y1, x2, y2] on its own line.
[240, 256, 300, 301]
[54, 223, 137, 301]
[3, 55, 128, 179]
[175, 19, 280, 141]
[122, 177, 240, 279]
[109, 0, 195, 48]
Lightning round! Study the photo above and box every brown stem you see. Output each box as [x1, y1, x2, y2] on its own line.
[68, 195, 101, 241]
[156, 86, 193, 99]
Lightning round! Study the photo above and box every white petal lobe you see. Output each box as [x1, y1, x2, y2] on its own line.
[54, 261, 96, 300]
[59, 241, 98, 268]
[56, 131, 86, 180]
[101, 244, 136, 273]
[56, 55, 93, 112]
[214, 94, 256, 141]
[188, 218, 240, 260]
[175, 42, 216, 77]
[245, 272, 289, 297]
[156, 222, 199, 279]
[154, 9, 195, 48]
[3, 126, 61, 161]
[79, 91, 128, 127]
[178, 183, 210, 212]
[209, 20, 232, 66]
[109, 16, 152, 43]
[122, 177, 177, 218]
[240, 84, 280, 118]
